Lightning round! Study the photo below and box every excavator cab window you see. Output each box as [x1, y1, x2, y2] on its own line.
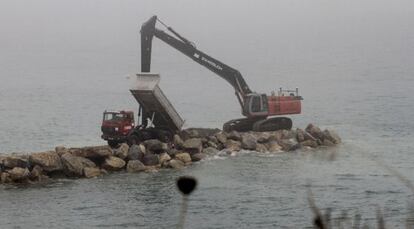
[248, 94, 268, 116]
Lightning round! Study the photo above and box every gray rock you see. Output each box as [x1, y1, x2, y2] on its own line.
[55, 146, 69, 156]
[8, 167, 30, 181]
[256, 132, 271, 143]
[305, 123, 324, 140]
[83, 167, 101, 178]
[167, 159, 185, 169]
[142, 153, 159, 166]
[3, 156, 29, 169]
[323, 129, 341, 144]
[215, 132, 227, 144]
[301, 140, 318, 148]
[183, 138, 203, 154]
[113, 143, 129, 160]
[29, 165, 43, 180]
[173, 134, 184, 149]
[322, 139, 335, 146]
[70, 146, 112, 159]
[1, 172, 11, 183]
[144, 139, 168, 153]
[281, 129, 296, 139]
[207, 136, 219, 145]
[241, 134, 257, 150]
[159, 153, 171, 165]
[224, 139, 241, 151]
[279, 138, 299, 151]
[175, 153, 192, 164]
[61, 153, 97, 177]
[255, 143, 268, 153]
[126, 160, 146, 173]
[166, 148, 179, 158]
[180, 128, 221, 140]
[102, 156, 126, 171]
[128, 144, 145, 161]
[191, 153, 206, 162]
[203, 147, 219, 155]
[207, 141, 218, 149]
[29, 151, 63, 172]
[266, 141, 283, 152]
[226, 131, 242, 141]
[296, 128, 306, 142]
[268, 131, 283, 142]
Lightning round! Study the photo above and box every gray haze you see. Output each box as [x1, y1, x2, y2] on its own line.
[0, 0, 414, 228]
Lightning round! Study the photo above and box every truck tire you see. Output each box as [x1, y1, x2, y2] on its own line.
[108, 140, 120, 148]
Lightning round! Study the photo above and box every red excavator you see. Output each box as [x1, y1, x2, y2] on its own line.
[140, 16, 302, 132]
[101, 16, 303, 146]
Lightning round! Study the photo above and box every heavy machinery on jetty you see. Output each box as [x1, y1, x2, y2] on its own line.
[101, 15, 303, 147]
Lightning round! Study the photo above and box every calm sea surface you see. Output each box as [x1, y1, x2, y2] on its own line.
[1, 0, 414, 228]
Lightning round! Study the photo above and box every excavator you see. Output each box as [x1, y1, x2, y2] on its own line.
[140, 16, 302, 132]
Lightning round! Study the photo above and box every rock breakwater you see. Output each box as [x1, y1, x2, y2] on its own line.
[0, 124, 340, 185]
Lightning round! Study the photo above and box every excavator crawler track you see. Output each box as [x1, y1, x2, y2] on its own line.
[223, 117, 264, 132]
[252, 117, 292, 132]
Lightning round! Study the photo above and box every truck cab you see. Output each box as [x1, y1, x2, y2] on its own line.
[101, 110, 135, 147]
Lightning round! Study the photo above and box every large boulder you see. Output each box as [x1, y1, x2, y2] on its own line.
[203, 147, 219, 155]
[83, 167, 101, 178]
[159, 153, 171, 166]
[128, 144, 145, 161]
[8, 167, 30, 181]
[70, 146, 112, 159]
[173, 134, 184, 149]
[215, 132, 227, 145]
[1, 172, 11, 183]
[266, 141, 283, 152]
[29, 165, 44, 180]
[142, 153, 159, 166]
[29, 151, 63, 172]
[183, 138, 203, 154]
[296, 129, 306, 142]
[279, 139, 300, 151]
[281, 129, 296, 139]
[3, 156, 29, 169]
[224, 139, 241, 152]
[102, 156, 126, 171]
[61, 153, 96, 177]
[126, 160, 146, 173]
[144, 139, 168, 153]
[226, 131, 242, 141]
[113, 143, 129, 160]
[322, 139, 335, 146]
[241, 134, 257, 150]
[167, 159, 185, 169]
[175, 153, 192, 164]
[305, 124, 324, 140]
[207, 141, 219, 149]
[255, 143, 268, 153]
[191, 153, 206, 162]
[300, 140, 318, 148]
[256, 132, 271, 143]
[55, 146, 70, 156]
[268, 131, 283, 142]
[323, 129, 341, 144]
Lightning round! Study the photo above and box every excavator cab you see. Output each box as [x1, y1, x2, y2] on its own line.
[244, 93, 269, 117]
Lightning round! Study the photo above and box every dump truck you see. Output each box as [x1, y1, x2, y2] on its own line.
[101, 73, 184, 147]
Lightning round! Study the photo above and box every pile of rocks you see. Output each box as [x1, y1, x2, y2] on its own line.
[0, 124, 340, 185]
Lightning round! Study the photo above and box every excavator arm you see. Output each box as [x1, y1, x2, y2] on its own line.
[140, 16, 252, 107]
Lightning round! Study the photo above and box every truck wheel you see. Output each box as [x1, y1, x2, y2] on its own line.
[108, 140, 120, 148]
